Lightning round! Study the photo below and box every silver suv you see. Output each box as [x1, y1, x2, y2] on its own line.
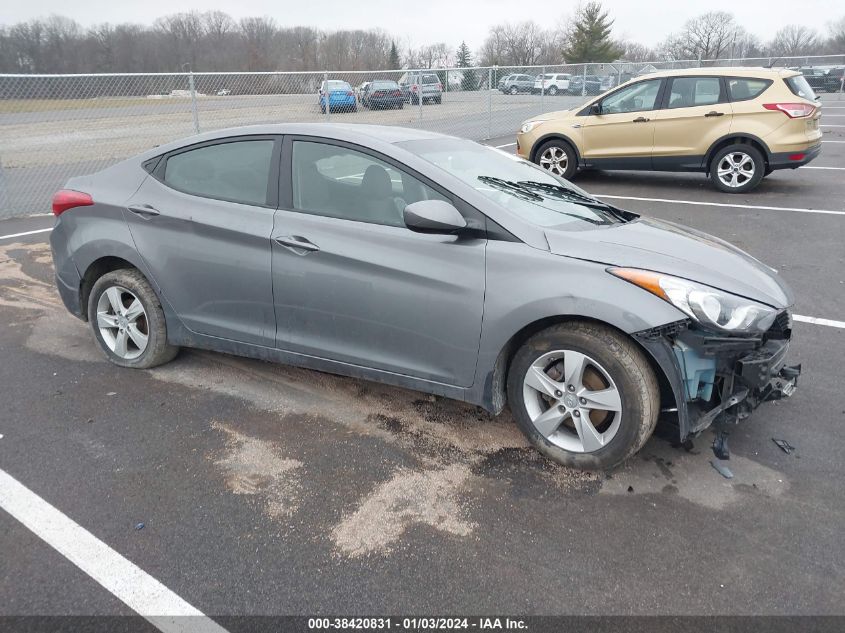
[400, 73, 443, 104]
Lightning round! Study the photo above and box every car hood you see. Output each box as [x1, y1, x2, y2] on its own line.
[544, 217, 793, 309]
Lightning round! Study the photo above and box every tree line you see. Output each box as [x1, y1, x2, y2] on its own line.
[0, 4, 843, 75]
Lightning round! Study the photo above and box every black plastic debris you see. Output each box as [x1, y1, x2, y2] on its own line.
[772, 438, 796, 455]
[710, 460, 734, 479]
[712, 431, 730, 460]
[134, 522, 145, 531]
[627, 486, 634, 493]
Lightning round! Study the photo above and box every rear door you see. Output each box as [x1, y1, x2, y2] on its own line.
[651, 76, 733, 170]
[125, 135, 279, 346]
[271, 137, 486, 386]
[578, 78, 663, 168]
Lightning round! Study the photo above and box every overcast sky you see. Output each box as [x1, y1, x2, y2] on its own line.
[2, 0, 839, 49]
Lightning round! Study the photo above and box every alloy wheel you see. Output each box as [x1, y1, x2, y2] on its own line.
[522, 349, 622, 453]
[539, 146, 569, 177]
[717, 151, 756, 188]
[96, 286, 149, 360]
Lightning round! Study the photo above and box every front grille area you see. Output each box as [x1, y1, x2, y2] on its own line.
[767, 310, 793, 340]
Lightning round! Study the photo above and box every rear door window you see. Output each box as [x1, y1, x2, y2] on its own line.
[726, 78, 772, 101]
[163, 139, 275, 206]
[667, 77, 724, 108]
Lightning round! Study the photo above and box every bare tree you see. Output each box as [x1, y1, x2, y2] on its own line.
[615, 40, 654, 63]
[768, 25, 821, 57]
[660, 11, 740, 61]
[479, 21, 561, 66]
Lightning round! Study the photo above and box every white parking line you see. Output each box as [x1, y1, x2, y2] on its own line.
[802, 166, 845, 170]
[822, 124, 845, 127]
[794, 315, 845, 329]
[495, 142, 517, 148]
[822, 140, 845, 143]
[0, 227, 53, 241]
[593, 193, 845, 216]
[0, 468, 229, 633]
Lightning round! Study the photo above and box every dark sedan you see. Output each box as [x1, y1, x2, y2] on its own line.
[361, 80, 405, 109]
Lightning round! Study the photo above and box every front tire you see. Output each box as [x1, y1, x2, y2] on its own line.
[507, 322, 660, 470]
[710, 144, 765, 193]
[534, 139, 578, 180]
[548, 85, 558, 96]
[510, 86, 518, 95]
[88, 269, 178, 369]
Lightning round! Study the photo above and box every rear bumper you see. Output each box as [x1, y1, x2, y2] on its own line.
[368, 97, 403, 107]
[635, 316, 799, 441]
[769, 143, 821, 170]
[55, 272, 84, 320]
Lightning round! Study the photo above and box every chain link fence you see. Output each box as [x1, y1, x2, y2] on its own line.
[1, 54, 844, 218]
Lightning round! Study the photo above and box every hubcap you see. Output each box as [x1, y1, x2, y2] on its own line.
[717, 151, 755, 188]
[539, 146, 569, 177]
[96, 286, 149, 360]
[522, 350, 622, 453]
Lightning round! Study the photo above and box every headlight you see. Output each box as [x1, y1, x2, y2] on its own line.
[520, 120, 542, 134]
[609, 268, 778, 334]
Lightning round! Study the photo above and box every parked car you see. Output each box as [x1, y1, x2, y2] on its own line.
[216, 88, 231, 96]
[400, 73, 442, 104]
[319, 80, 357, 113]
[810, 67, 845, 92]
[498, 74, 536, 94]
[361, 80, 404, 109]
[532, 73, 571, 95]
[517, 67, 822, 193]
[49, 123, 800, 470]
[799, 67, 830, 92]
[568, 75, 603, 95]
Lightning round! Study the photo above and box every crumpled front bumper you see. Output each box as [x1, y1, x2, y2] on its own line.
[634, 315, 800, 441]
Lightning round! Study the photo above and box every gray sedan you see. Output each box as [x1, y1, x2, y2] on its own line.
[49, 124, 800, 470]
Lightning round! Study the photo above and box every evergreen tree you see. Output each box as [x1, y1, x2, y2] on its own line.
[388, 40, 401, 69]
[456, 41, 478, 91]
[563, 2, 623, 63]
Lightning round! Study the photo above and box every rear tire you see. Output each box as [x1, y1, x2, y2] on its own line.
[507, 322, 660, 470]
[548, 85, 558, 96]
[534, 139, 578, 180]
[510, 86, 518, 95]
[87, 269, 178, 369]
[709, 143, 765, 193]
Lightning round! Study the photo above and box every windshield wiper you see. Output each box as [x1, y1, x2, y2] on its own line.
[514, 180, 628, 219]
[477, 176, 603, 224]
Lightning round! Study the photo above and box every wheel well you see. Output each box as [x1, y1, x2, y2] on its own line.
[530, 135, 579, 163]
[706, 136, 769, 173]
[490, 315, 673, 415]
[79, 256, 137, 320]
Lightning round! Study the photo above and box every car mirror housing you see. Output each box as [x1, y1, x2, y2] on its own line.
[590, 102, 602, 115]
[403, 200, 467, 234]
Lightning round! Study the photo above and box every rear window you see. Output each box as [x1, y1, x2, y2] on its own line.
[421, 74, 439, 84]
[371, 81, 398, 89]
[726, 78, 771, 101]
[785, 75, 816, 100]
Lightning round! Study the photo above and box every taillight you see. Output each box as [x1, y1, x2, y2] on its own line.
[52, 189, 93, 216]
[412, 84, 418, 92]
[437, 83, 443, 91]
[763, 102, 816, 118]
[346, 91, 353, 96]
[392, 90, 401, 96]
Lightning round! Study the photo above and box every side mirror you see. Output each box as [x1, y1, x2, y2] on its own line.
[403, 200, 467, 234]
[589, 102, 602, 115]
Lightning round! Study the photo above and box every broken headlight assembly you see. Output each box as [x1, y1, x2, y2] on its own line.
[609, 268, 778, 335]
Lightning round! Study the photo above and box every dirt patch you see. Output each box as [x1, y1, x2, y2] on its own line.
[212, 421, 303, 518]
[331, 464, 476, 557]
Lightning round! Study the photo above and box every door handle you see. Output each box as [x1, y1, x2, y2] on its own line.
[274, 235, 320, 254]
[704, 111, 725, 117]
[632, 116, 650, 123]
[127, 204, 160, 218]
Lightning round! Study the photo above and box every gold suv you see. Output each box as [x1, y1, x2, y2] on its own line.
[516, 67, 822, 193]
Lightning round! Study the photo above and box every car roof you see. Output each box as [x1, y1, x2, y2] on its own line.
[639, 66, 799, 79]
[135, 124, 453, 161]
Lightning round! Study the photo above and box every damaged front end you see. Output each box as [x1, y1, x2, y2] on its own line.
[635, 312, 800, 455]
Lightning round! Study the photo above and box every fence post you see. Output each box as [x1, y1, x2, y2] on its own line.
[187, 67, 200, 134]
[324, 71, 330, 121]
[418, 69, 423, 121]
[541, 66, 545, 105]
[581, 64, 587, 97]
[487, 67, 493, 139]
[0, 156, 8, 215]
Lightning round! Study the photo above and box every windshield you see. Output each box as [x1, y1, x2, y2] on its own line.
[399, 138, 630, 229]
[325, 81, 350, 91]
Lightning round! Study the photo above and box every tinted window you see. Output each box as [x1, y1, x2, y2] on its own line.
[600, 79, 661, 113]
[667, 77, 722, 108]
[291, 141, 448, 227]
[164, 140, 274, 205]
[401, 138, 627, 229]
[727, 78, 771, 101]
[785, 75, 817, 100]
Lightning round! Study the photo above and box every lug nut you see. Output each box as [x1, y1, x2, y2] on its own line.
[568, 384, 575, 392]
[558, 405, 566, 412]
[573, 410, 580, 417]
[555, 390, 562, 397]
[579, 397, 586, 405]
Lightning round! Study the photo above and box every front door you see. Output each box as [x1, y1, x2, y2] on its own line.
[125, 136, 279, 346]
[271, 137, 486, 387]
[578, 78, 663, 168]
